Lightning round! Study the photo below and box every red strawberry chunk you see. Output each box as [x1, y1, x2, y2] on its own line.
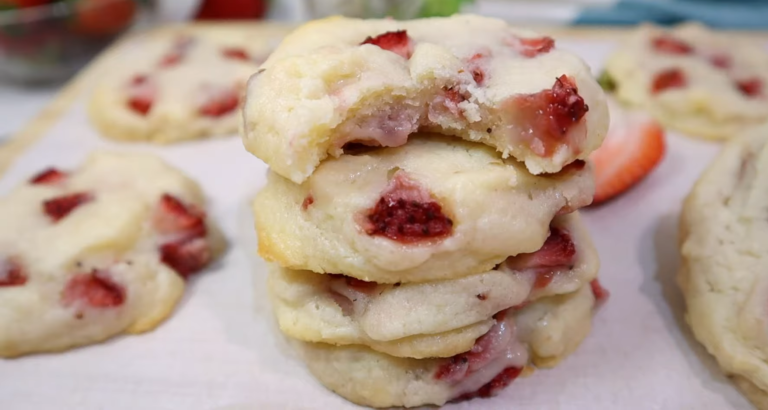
[160, 236, 211, 278]
[652, 68, 686, 94]
[506, 227, 577, 284]
[43, 192, 93, 222]
[590, 279, 610, 304]
[508, 75, 589, 156]
[0, 258, 27, 287]
[154, 194, 207, 237]
[128, 96, 153, 115]
[30, 168, 66, 185]
[301, 195, 314, 210]
[199, 87, 239, 117]
[158, 36, 194, 68]
[364, 173, 453, 243]
[127, 74, 156, 115]
[361, 30, 413, 59]
[709, 54, 731, 69]
[62, 271, 125, 308]
[652, 35, 693, 54]
[222, 47, 250, 61]
[159, 52, 183, 67]
[736, 78, 763, 97]
[467, 53, 488, 85]
[453, 367, 523, 401]
[508, 36, 555, 58]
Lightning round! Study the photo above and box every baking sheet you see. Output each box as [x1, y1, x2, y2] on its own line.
[0, 29, 760, 410]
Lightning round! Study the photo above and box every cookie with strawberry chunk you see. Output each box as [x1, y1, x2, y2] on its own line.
[679, 123, 768, 408]
[89, 25, 284, 144]
[252, 135, 594, 284]
[0, 152, 225, 357]
[268, 212, 599, 359]
[242, 14, 609, 184]
[603, 22, 768, 140]
[293, 283, 601, 408]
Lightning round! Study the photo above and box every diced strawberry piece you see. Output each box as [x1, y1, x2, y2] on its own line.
[301, 195, 314, 210]
[160, 236, 211, 278]
[589, 103, 665, 204]
[506, 227, 577, 272]
[652, 35, 693, 55]
[127, 74, 155, 115]
[62, 271, 125, 308]
[131, 74, 149, 86]
[361, 30, 413, 59]
[651, 68, 686, 94]
[159, 52, 183, 68]
[364, 173, 453, 243]
[590, 279, 610, 304]
[467, 53, 488, 85]
[154, 193, 207, 238]
[0, 258, 27, 287]
[29, 168, 66, 185]
[736, 78, 763, 97]
[222, 47, 250, 61]
[43, 192, 93, 222]
[508, 75, 589, 156]
[533, 270, 556, 290]
[709, 54, 731, 69]
[199, 87, 239, 117]
[453, 367, 523, 401]
[434, 356, 469, 382]
[507, 36, 555, 58]
[128, 95, 153, 115]
[158, 36, 194, 67]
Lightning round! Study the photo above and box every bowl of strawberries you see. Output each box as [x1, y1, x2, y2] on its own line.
[0, 0, 139, 84]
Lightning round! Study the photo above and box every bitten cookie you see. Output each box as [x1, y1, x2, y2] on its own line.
[0, 152, 225, 357]
[268, 212, 599, 359]
[603, 22, 768, 140]
[679, 123, 768, 408]
[242, 14, 609, 183]
[253, 135, 594, 284]
[90, 25, 282, 144]
[294, 283, 602, 408]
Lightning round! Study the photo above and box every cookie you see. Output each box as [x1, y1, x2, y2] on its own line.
[603, 22, 768, 140]
[242, 15, 609, 183]
[253, 135, 594, 284]
[0, 152, 225, 357]
[268, 212, 598, 358]
[679, 123, 768, 408]
[89, 25, 281, 144]
[294, 284, 600, 408]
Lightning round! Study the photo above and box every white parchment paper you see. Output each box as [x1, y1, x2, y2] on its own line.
[0, 37, 760, 410]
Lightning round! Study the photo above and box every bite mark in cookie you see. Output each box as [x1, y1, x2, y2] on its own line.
[0, 258, 27, 287]
[43, 192, 93, 222]
[504, 75, 589, 157]
[361, 30, 413, 59]
[363, 172, 453, 243]
[62, 270, 125, 309]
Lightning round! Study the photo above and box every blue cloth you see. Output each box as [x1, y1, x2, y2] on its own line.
[574, 0, 768, 29]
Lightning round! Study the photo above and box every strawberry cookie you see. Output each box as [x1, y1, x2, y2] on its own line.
[679, 123, 768, 408]
[0, 153, 225, 357]
[252, 135, 594, 284]
[268, 212, 599, 359]
[293, 283, 604, 408]
[89, 26, 280, 144]
[242, 15, 609, 183]
[603, 22, 768, 140]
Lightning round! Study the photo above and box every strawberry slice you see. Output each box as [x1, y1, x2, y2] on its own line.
[222, 47, 250, 61]
[361, 30, 413, 59]
[199, 86, 240, 117]
[589, 101, 665, 205]
[736, 78, 763, 97]
[43, 192, 93, 222]
[160, 236, 211, 278]
[29, 168, 66, 185]
[62, 270, 125, 308]
[154, 194, 207, 237]
[0, 258, 27, 287]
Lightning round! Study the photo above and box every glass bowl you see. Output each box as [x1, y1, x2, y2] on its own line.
[0, 0, 139, 85]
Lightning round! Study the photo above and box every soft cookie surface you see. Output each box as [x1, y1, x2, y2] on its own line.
[268, 212, 599, 358]
[90, 25, 283, 144]
[604, 23, 768, 140]
[0, 152, 225, 357]
[679, 123, 768, 408]
[243, 14, 609, 183]
[253, 135, 594, 283]
[295, 284, 598, 408]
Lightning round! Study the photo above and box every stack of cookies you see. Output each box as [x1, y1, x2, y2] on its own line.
[244, 15, 610, 408]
